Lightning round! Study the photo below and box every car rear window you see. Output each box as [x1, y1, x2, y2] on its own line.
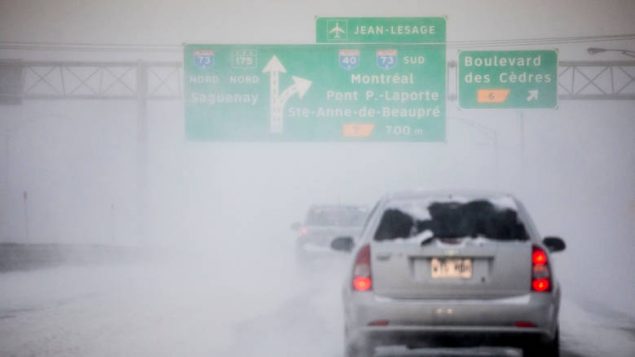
[374, 199, 529, 242]
[306, 207, 367, 227]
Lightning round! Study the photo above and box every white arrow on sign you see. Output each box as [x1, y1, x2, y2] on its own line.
[527, 90, 539, 102]
[263, 56, 312, 133]
[279, 76, 312, 103]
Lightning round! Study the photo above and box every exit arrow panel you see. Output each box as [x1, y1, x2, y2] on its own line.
[458, 50, 558, 109]
[185, 44, 445, 141]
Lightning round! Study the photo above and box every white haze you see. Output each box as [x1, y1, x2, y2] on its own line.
[1, 0, 635, 356]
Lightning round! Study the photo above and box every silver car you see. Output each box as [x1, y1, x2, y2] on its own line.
[293, 205, 368, 262]
[332, 191, 566, 357]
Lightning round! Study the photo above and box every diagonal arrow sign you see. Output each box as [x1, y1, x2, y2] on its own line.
[263, 56, 312, 133]
[526, 89, 539, 102]
[279, 76, 312, 104]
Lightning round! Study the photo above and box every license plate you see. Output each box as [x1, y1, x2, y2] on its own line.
[431, 258, 472, 279]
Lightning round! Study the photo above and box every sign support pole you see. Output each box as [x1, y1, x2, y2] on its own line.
[518, 110, 526, 168]
[136, 61, 148, 244]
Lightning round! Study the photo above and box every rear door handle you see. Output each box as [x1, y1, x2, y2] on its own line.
[376, 253, 391, 261]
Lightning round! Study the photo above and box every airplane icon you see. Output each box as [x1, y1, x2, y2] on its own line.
[329, 22, 346, 39]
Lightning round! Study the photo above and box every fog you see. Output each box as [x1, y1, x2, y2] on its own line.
[1, 0, 635, 356]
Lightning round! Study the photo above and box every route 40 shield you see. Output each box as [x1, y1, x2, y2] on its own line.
[376, 49, 397, 70]
[339, 49, 360, 71]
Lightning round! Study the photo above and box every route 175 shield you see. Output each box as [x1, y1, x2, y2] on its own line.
[376, 49, 398, 70]
[339, 49, 360, 71]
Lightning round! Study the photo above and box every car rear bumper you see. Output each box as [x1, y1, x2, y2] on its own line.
[351, 326, 553, 348]
[345, 291, 559, 347]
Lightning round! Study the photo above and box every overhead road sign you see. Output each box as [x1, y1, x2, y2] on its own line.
[458, 50, 558, 109]
[184, 44, 446, 142]
[316, 17, 446, 44]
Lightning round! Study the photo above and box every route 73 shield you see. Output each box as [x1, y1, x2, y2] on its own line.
[193, 50, 215, 69]
[376, 49, 398, 70]
[339, 49, 360, 71]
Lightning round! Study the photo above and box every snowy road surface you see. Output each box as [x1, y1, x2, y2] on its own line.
[0, 245, 633, 357]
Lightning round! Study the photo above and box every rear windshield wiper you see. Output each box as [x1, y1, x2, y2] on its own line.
[420, 235, 440, 246]
[420, 235, 471, 246]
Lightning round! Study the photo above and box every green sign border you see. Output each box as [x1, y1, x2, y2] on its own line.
[458, 50, 558, 109]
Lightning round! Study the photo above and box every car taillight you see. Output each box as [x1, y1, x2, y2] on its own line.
[532, 278, 550, 292]
[352, 244, 372, 292]
[532, 249, 548, 265]
[531, 246, 552, 292]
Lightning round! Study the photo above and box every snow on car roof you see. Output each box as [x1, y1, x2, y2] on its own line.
[375, 190, 525, 243]
[383, 189, 519, 211]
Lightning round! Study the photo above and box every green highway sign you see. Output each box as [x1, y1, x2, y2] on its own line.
[184, 44, 446, 142]
[316, 17, 446, 43]
[458, 50, 558, 109]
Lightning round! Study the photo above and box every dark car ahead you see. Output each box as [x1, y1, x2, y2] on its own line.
[332, 190, 566, 357]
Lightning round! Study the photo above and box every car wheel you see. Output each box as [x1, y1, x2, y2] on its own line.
[524, 328, 559, 357]
[344, 333, 375, 357]
[345, 341, 374, 357]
